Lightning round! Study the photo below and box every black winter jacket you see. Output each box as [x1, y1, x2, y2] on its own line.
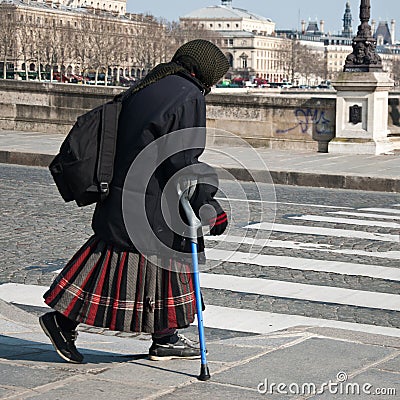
[92, 74, 223, 258]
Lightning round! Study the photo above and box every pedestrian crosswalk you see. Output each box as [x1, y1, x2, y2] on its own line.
[202, 200, 400, 337]
[0, 200, 399, 338]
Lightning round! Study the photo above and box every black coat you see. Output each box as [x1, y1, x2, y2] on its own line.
[92, 74, 223, 258]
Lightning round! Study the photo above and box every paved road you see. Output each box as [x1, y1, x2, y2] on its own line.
[1, 163, 399, 337]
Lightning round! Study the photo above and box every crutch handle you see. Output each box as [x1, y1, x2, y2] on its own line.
[177, 177, 201, 243]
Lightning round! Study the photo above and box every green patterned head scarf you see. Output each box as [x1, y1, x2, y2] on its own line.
[172, 39, 230, 88]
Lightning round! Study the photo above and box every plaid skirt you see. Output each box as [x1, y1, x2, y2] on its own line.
[43, 236, 197, 333]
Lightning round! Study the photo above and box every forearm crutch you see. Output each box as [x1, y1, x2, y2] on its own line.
[179, 182, 211, 381]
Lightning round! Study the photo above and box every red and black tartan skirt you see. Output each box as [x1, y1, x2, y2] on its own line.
[43, 236, 197, 333]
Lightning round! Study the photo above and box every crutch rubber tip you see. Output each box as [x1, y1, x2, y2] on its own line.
[198, 364, 211, 381]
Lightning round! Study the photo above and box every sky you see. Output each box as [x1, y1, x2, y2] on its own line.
[127, 0, 400, 40]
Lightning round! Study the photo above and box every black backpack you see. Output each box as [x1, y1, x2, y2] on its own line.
[49, 87, 135, 207]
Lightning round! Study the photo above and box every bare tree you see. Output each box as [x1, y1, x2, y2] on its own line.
[276, 38, 293, 82]
[390, 55, 400, 86]
[92, 22, 108, 84]
[277, 38, 325, 85]
[74, 15, 92, 82]
[164, 20, 221, 61]
[300, 46, 325, 85]
[15, 18, 32, 81]
[0, 5, 16, 79]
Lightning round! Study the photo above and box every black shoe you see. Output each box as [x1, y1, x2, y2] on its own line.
[149, 334, 204, 361]
[39, 312, 84, 364]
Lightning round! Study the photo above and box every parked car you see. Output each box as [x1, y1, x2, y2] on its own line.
[53, 72, 70, 83]
[216, 82, 242, 88]
[244, 80, 257, 88]
[118, 76, 136, 87]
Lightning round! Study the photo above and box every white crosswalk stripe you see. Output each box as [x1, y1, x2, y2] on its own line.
[197, 306, 400, 337]
[206, 235, 400, 260]
[245, 222, 400, 242]
[205, 248, 400, 280]
[329, 211, 400, 220]
[288, 214, 400, 229]
[359, 207, 400, 215]
[199, 273, 400, 311]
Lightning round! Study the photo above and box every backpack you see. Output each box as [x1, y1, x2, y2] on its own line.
[49, 98, 123, 207]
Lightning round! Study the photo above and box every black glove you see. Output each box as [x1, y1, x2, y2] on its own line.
[209, 211, 228, 236]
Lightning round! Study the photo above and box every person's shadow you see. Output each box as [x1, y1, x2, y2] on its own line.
[0, 334, 199, 379]
[0, 334, 147, 364]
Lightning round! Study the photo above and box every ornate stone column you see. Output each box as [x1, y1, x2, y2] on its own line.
[344, 0, 382, 72]
[329, 0, 396, 155]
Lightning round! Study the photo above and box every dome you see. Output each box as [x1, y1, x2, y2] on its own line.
[182, 5, 272, 23]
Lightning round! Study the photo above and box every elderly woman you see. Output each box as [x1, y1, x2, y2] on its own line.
[39, 40, 229, 363]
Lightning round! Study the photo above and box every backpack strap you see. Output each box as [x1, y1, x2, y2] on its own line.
[97, 101, 122, 200]
[113, 80, 140, 102]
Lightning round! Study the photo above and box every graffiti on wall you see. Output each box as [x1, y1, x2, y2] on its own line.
[276, 108, 333, 135]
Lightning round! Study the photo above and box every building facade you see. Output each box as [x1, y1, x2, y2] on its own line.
[0, 0, 163, 83]
[180, 0, 292, 82]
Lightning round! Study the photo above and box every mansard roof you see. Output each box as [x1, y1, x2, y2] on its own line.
[375, 21, 392, 45]
[182, 5, 273, 23]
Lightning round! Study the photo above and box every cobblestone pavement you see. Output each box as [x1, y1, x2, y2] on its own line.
[0, 163, 400, 332]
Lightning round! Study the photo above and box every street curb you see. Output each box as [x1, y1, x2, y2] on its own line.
[0, 150, 54, 167]
[1, 150, 399, 193]
[215, 167, 400, 193]
[0, 299, 38, 326]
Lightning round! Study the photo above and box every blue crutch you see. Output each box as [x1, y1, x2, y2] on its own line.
[179, 180, 211, 381]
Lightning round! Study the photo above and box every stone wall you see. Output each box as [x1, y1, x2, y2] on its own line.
[0, 80, 338, 150]
[206, 92, 336, 150]
[0, 80, 122, 134]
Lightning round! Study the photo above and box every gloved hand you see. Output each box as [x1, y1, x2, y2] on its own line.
[209, 211, 228, 236]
